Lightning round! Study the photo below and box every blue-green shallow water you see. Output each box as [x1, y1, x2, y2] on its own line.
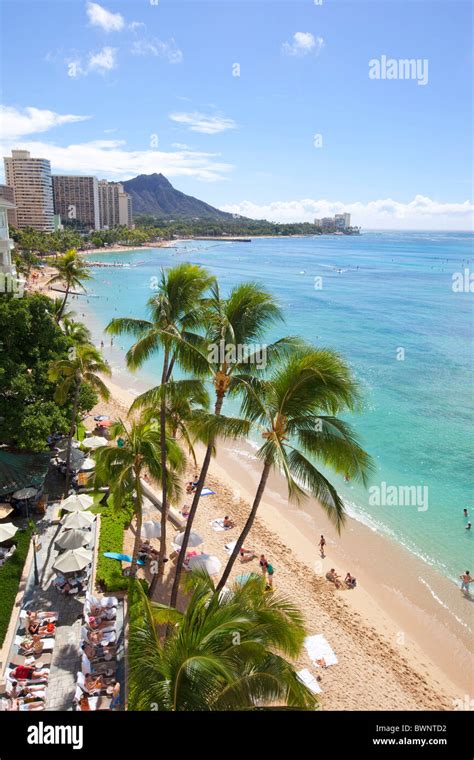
[81, 232, 473, 585]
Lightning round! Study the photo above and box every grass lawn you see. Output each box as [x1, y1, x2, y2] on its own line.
[0, 528, 32, 647]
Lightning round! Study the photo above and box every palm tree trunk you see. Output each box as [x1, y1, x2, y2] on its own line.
[63, 380, 81, 497]
[169, 390, 225, 609]
[131, 467, 143, 577]
[151, 351, 169, 594]
[216, 460, 271, 592]
[57, 282, 70, 323]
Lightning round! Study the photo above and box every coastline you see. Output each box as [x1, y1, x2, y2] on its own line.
[33, 266, 472, 710]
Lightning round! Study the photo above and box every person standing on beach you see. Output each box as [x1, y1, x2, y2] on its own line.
[319, 535, 326, 558]
[259, 554, 268, 577]
[459, 571, 473, 593]
[266, 563, 274, 590]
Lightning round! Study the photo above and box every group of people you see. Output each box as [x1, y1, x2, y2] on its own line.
[77, 594, 121, 710]
[325, 568, 357, 590]
[185, 475, 200, 494]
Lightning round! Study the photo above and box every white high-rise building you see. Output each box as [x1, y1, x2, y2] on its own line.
[4, 150, 54, 231]
[334, 213, 351, 230]
[0, 199, 16, 278]
[98, 180, 133, 229]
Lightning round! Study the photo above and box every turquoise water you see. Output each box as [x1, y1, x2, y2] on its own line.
[82, 233, 473, 582]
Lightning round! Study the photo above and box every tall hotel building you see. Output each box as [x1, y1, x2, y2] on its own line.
[98, 180, 133, 229]
[4, 150, 55, 231]
[52, 175, 100, 231]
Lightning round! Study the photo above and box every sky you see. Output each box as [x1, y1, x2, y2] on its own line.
[0, 0, 472, 229]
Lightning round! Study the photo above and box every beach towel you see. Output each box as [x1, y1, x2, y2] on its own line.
[210, 518, 228, 532]
[224, 540, 237, 555]
[200, 488, 215, 497]
[304, 634, 338, 668]
[297, 668, 322, 694]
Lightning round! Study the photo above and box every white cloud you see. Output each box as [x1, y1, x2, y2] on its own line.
[88, 47, 117, 73]
[86, 2, 124, 32]
[171, 142, 191, 150]
[0, 137, 233, 183]
[170, 112, 237, 134]
[131, 38, 183, 64]
[282, 32, 325, 57]
[219, 196, 474, 231]
[0, 105, 91, 141]
[129, 21, 146, 31]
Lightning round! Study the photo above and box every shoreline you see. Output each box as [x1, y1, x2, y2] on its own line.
[33, 266, 473, 710]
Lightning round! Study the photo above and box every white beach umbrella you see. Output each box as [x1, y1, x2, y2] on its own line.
[79, 457, 96, 471]
[187, 553, 221, 576]
[82, 436, 108, 450]
[12, 487, 38, 499]
[174, 530, 203, 548]
[61, 510, 96, 529]
[141, 520, 161, 539]
[0, 523, 18, 543]
[53, 547, 92, 573]
[56, 529, 89, 550]
[61, 494, 94, 512]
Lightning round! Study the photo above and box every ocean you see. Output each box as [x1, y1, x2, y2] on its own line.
[80, 232, 473, 585]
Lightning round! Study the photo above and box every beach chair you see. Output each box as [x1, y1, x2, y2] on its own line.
[85, 592, 118, 608]
[81, 653, 117, 677]
[10, 653, 52, 668]
[15, 636, 55, 652]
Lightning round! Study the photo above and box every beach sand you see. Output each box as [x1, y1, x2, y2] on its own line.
[33, 270, 473, 711]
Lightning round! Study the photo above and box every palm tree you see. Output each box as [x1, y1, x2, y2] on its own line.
[47, 297, 76, 325]
[48, 344, 111, 496]
[46, 249, 92, 322]
[93, 419, 185, 576]
[105, 263, 215, 582]
[169, 281, 295, 609]
[216, 347, 374, 591]
[62, 318, 91, 344]
[135, 378, 211, 470]
[128, 573, 318, 711]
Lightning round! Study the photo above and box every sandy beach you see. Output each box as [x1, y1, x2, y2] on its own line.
[33, 267, 473, 711]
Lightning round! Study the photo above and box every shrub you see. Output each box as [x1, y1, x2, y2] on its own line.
[92, 497, 149, 594]
[0, 528, 32, 646]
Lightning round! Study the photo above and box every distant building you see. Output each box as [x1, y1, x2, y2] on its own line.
[3, 150, 54, 231]
[98, 180, 132, 229]
[321, 217, 335, 229]
[0, 185, 18, 228]
[335, 213, 351, 230]
[52, 175, 100, 231]
[314, 218, 321, 226]
[0, 199, 17, 291]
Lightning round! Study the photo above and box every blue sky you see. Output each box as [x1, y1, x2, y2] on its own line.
[0, 0, 472, 228]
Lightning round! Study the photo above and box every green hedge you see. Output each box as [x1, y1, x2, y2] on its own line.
[92, 497, 148, 594]
[0, 528, 32, 646]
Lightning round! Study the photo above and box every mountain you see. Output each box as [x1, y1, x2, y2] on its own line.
[122, 173, 234, 220]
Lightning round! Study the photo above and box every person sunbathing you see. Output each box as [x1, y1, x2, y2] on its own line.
[86, 630, 108, 646]
[223, 515, 235, 528]
[345, 572, 357, 589]
[239, 547, 256, 563]
[11, 665, 48, 681]
[89, 605, 116, 621]
[84, 672, 114, 693]
[326, 568, 342, 589]
[181, 506, 190, 518]
[87, 615, 113, 631]
[185, 482, 194, 494]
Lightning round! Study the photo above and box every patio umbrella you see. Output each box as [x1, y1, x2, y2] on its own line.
[96, 420, 112, 428]
[0, 505, 14, 520]
[141, 520, 161, 539]
[12, 487, 37, 499]
[61, 493, 94, 512]
[103, 552, 144, 566]
[53, 547, 92, 573]
[56, 448, 85, 470]
[0, 523, 18, 542]
[79, 457, 96, 472]
[56, 529, 89, 550]
[187, 553, 221, 576]
[61, 510, 96, 529]
[82, 436, 108, 450]
[174, 530, 203, 548]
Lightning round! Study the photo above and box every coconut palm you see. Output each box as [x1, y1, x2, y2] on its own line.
[62, 318, 91, 344]
[93, 419, 185, 576]
[47, 297, 76, 325]
[128, 573, 318, 711]
[216, 347, 374, 591]
[106, 263, 215, 581]
[169, 281, 296, 608]
[46, 249, 92, 322]
[48, 344, 111, 496]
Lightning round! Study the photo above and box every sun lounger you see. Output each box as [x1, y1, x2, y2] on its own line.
[85, 592, 118, 608]
[10, 653, 52, 667]
[80, 625, 116, 645]
[19, 610, 58, 622]
[76, 671, 114, 696]
[76, 694, 112, 711]
[304, 634, 338, 668]
[297, 668, 322, 694]
[15, 636, 55, 652]
[81, 653, 117, 676]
